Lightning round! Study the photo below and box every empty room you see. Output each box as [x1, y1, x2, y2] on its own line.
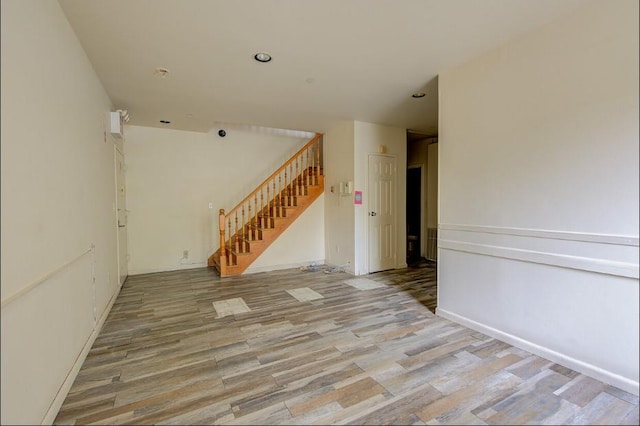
[1, 0, 638, 424]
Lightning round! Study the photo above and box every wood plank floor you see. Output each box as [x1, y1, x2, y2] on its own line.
[55, 264, 638, 425]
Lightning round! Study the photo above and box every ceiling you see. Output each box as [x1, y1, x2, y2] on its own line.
[58, 0, 587, 135]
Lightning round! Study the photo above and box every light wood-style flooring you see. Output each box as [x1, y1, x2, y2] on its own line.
[55, 264, 638, 425]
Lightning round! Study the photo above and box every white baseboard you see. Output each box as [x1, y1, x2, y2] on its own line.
[244, 259, 326, 275]
[128, 262, 208, 276]
[436, 307, 639, 396]
[41, 285, 122, 424]
[130, 260, 329, 276]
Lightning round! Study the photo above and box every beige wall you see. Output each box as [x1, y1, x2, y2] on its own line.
[323, 121, 356, 272]
[124, 125, 316, 274]
[1, 0, 120, 423]
[438, 0, 639, 394]
[324, 120, 406, 275]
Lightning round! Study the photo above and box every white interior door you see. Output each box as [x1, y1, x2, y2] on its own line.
[368, 154, 396, 273]
[115, 147, 128, 285]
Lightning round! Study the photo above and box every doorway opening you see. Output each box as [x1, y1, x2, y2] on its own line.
[407, 166, 422, 264]
[406, 131, 438, 267]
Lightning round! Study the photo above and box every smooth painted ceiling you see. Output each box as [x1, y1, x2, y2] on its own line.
[59, 0, 587, 134]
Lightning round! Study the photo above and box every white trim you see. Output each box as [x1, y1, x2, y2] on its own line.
[439, 239, 639, 279]
[1, 246, 94, 308]
[41, 283, 123, 425]
[439, 223, 639, 247]
[128, 262, 208, 276]
[130, 260, 331, 276]
[244, 259, 326, 275]
[436, 308, 639, 396]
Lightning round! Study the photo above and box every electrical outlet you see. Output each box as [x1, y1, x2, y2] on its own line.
[183, 250, 189, 259]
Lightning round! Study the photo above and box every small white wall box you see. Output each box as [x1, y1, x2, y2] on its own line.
[109, 111, 124, 138]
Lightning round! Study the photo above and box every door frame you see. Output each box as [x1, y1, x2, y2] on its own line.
[367, 153, 397, 274]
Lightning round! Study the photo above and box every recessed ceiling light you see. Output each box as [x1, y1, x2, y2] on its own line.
[412, 92, 426, 98]
[159, 120, 171, 124]
[254, 52, 272, 63]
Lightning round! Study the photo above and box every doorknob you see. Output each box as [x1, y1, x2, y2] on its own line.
[370, 212, 377, 216]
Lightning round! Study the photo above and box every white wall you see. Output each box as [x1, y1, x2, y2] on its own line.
[354, 121, 407, 275]
[438, 0, 639, 394]
[324, 121, 356, 272]
[1, 1, 120, 423]
[124, 125, 313, 274]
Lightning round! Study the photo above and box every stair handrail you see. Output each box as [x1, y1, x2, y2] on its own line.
[222, 132, 322, 222]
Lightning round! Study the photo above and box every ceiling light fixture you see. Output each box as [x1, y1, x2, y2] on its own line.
[159, 120, 171, 124]
[254, 52, 272, 63]
[412, 92, 426, 98]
